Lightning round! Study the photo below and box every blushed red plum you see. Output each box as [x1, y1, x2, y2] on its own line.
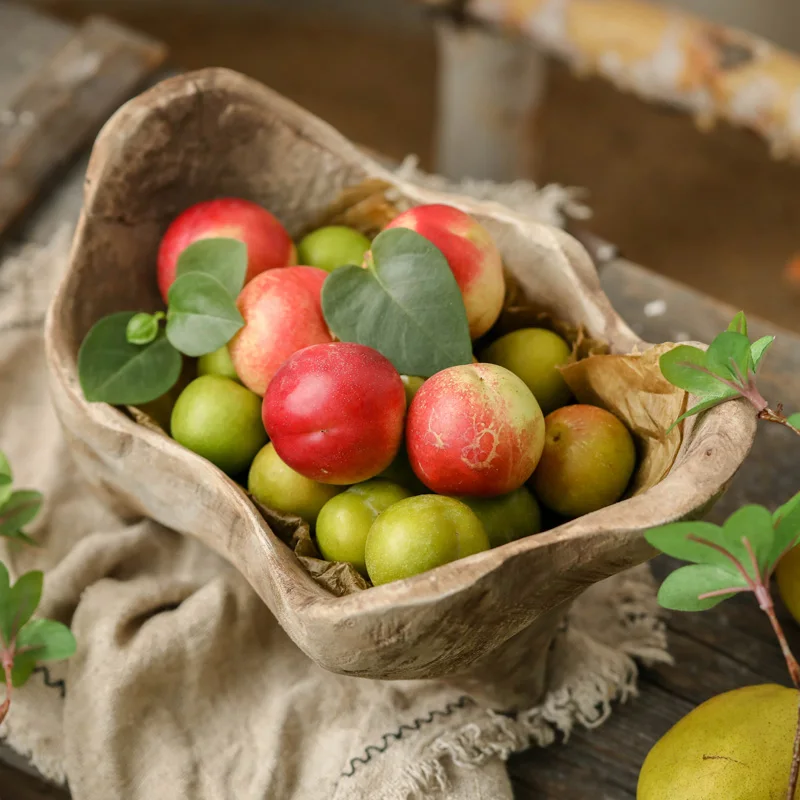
[263, 343, 406, 485]
[157, 198, 295, 302]
[228, 266, 332, 396]
[531, 404, 636, 518]
[383, 204, 505, 339]
[406, 363, 545, 497]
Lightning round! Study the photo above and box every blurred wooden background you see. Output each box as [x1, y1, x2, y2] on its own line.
[24, 0, 800, 332]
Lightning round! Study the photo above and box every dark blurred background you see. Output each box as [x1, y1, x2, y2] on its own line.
[22, 0, 800, 331]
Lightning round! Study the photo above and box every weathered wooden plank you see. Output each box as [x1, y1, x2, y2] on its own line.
[0, 12, 166, 236]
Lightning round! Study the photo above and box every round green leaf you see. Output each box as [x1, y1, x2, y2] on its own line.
[166, 273, 245, 357]
[11, 650, 37, 688]
[79, 312, 183, 405]
[175, 238, 248, 299]
[321, 228, 472, 377]
[0, 490, 42, 536]
[705, 331, 752, 382]
[16, 618, 77, 661]
[657, 564, 747, 612]
[0, 569, 42, 645]
[0, 451, 12, 508]
[126, 312, 162, 345]
[659, 345, 729, 397]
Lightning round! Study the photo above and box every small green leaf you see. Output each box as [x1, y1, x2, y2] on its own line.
[666, 395, 734, 433]
[727, 311, 748, 336]
[0, 563, 9, 646]
[787, 412, 800, 429]
[722, 505, 774, 578]
[322, 228, 473, 376]
[0, 451, 11, 507]
[0, 490, 42, 537]
[79, 312, 183, 405]
[126, 312, 163, 345]
[770, 491, 800, 571]
[751, 335, 775, 371]
[166, 273, 244, 357]
[657, 563, 748, 611]
[10, 650, 37, 688]
[175, 238, 248, 299]
[16, 618, 76, 661]
[4, 571, 43, 642]
[646, 521, 732, 566]
[659, 345, 726, 396]
[705, 331, 752, 383]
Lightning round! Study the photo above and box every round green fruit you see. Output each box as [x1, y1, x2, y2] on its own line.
[400, 375, 425, 407]
[171, 375, 266, 475]
[481, 328, 572, 414]
[296, 225, 371, 273]
[456, 487, 541, 548]
[197, 345, 240, 382]
[365, 495, 489, 586]
[638, 684, 799, 800]
[248, 443, 342, 524]
[316, 480, 410, 575]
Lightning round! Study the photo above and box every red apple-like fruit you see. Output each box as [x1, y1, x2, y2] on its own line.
[531, 404, 636, 518]
[228, 266, 332, 396]
[157, 198, 296, 302]
[383, 204, 505, 339]
[263, 342, 406, 484]
[406, 363, 545, 497]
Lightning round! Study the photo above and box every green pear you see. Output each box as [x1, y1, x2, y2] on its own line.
[638, 684, 800, 800]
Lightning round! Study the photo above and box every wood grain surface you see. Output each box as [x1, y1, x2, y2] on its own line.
[0, 3, 166, 236]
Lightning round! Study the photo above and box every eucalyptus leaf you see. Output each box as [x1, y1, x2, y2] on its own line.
[10, 649, 37, 688]
[321, 228, 472, 376]
[126, 312, 162, 346]
[722, 505, 775, 578]
[751, 335, 775, 371]
[79, 312, 183, 405]
[770, 490, 800, 571]
[175, 238, 248, 299]
[657, 563, 748, 611]
[0, 451, 11, 508]
[705, 331, 752, 383]
[5, 571, 43, 642]
[16, 618, 76, 661]
[659, 345, 722, 396]
[0, 562, 10, 646]
[166, 273, 244, 357]
[645, 521, 732, 567]
[0, 490, 42, 536]
[666, 395, 734, 433]
[727, 311, 748, 336]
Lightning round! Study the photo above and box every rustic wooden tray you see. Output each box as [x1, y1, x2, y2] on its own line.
[44, 68, 755, 708]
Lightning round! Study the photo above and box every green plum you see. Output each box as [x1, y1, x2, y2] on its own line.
[248, 443, 342, 524]
[481, 328, 572, 414]
[316, 480, 410, 575]
[197, 345, 240, 382]
[456, 487, 541, 548]
[171, 375, 266, 475]
[365, 495, 489, 586]
[296, 225, 371, 273]
[400, 375, 425, 407]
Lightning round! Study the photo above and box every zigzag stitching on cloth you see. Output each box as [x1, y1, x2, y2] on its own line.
[340, 695, 474, 779]
[32, 666, 66, 698]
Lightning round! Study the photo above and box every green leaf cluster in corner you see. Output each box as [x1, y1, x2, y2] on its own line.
[645, 491, 800, 611]
[659, 311, 774, 431]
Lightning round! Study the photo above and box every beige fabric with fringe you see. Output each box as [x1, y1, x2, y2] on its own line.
[0, 170, 670, 800]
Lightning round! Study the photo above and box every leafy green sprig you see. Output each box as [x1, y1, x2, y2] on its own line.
[78, 238, 247, 405]
[659, 311, 800, 434]
[0, 451, 75, 725]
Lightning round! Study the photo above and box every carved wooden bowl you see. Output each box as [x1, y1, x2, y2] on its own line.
[44, 69, 755, 709]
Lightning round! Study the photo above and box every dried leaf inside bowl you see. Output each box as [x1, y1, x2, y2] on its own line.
[250, 495, 369, 595]
[560, 343, 689, 495]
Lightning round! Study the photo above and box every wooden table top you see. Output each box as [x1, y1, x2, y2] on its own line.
[2, 4, 800, 799]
